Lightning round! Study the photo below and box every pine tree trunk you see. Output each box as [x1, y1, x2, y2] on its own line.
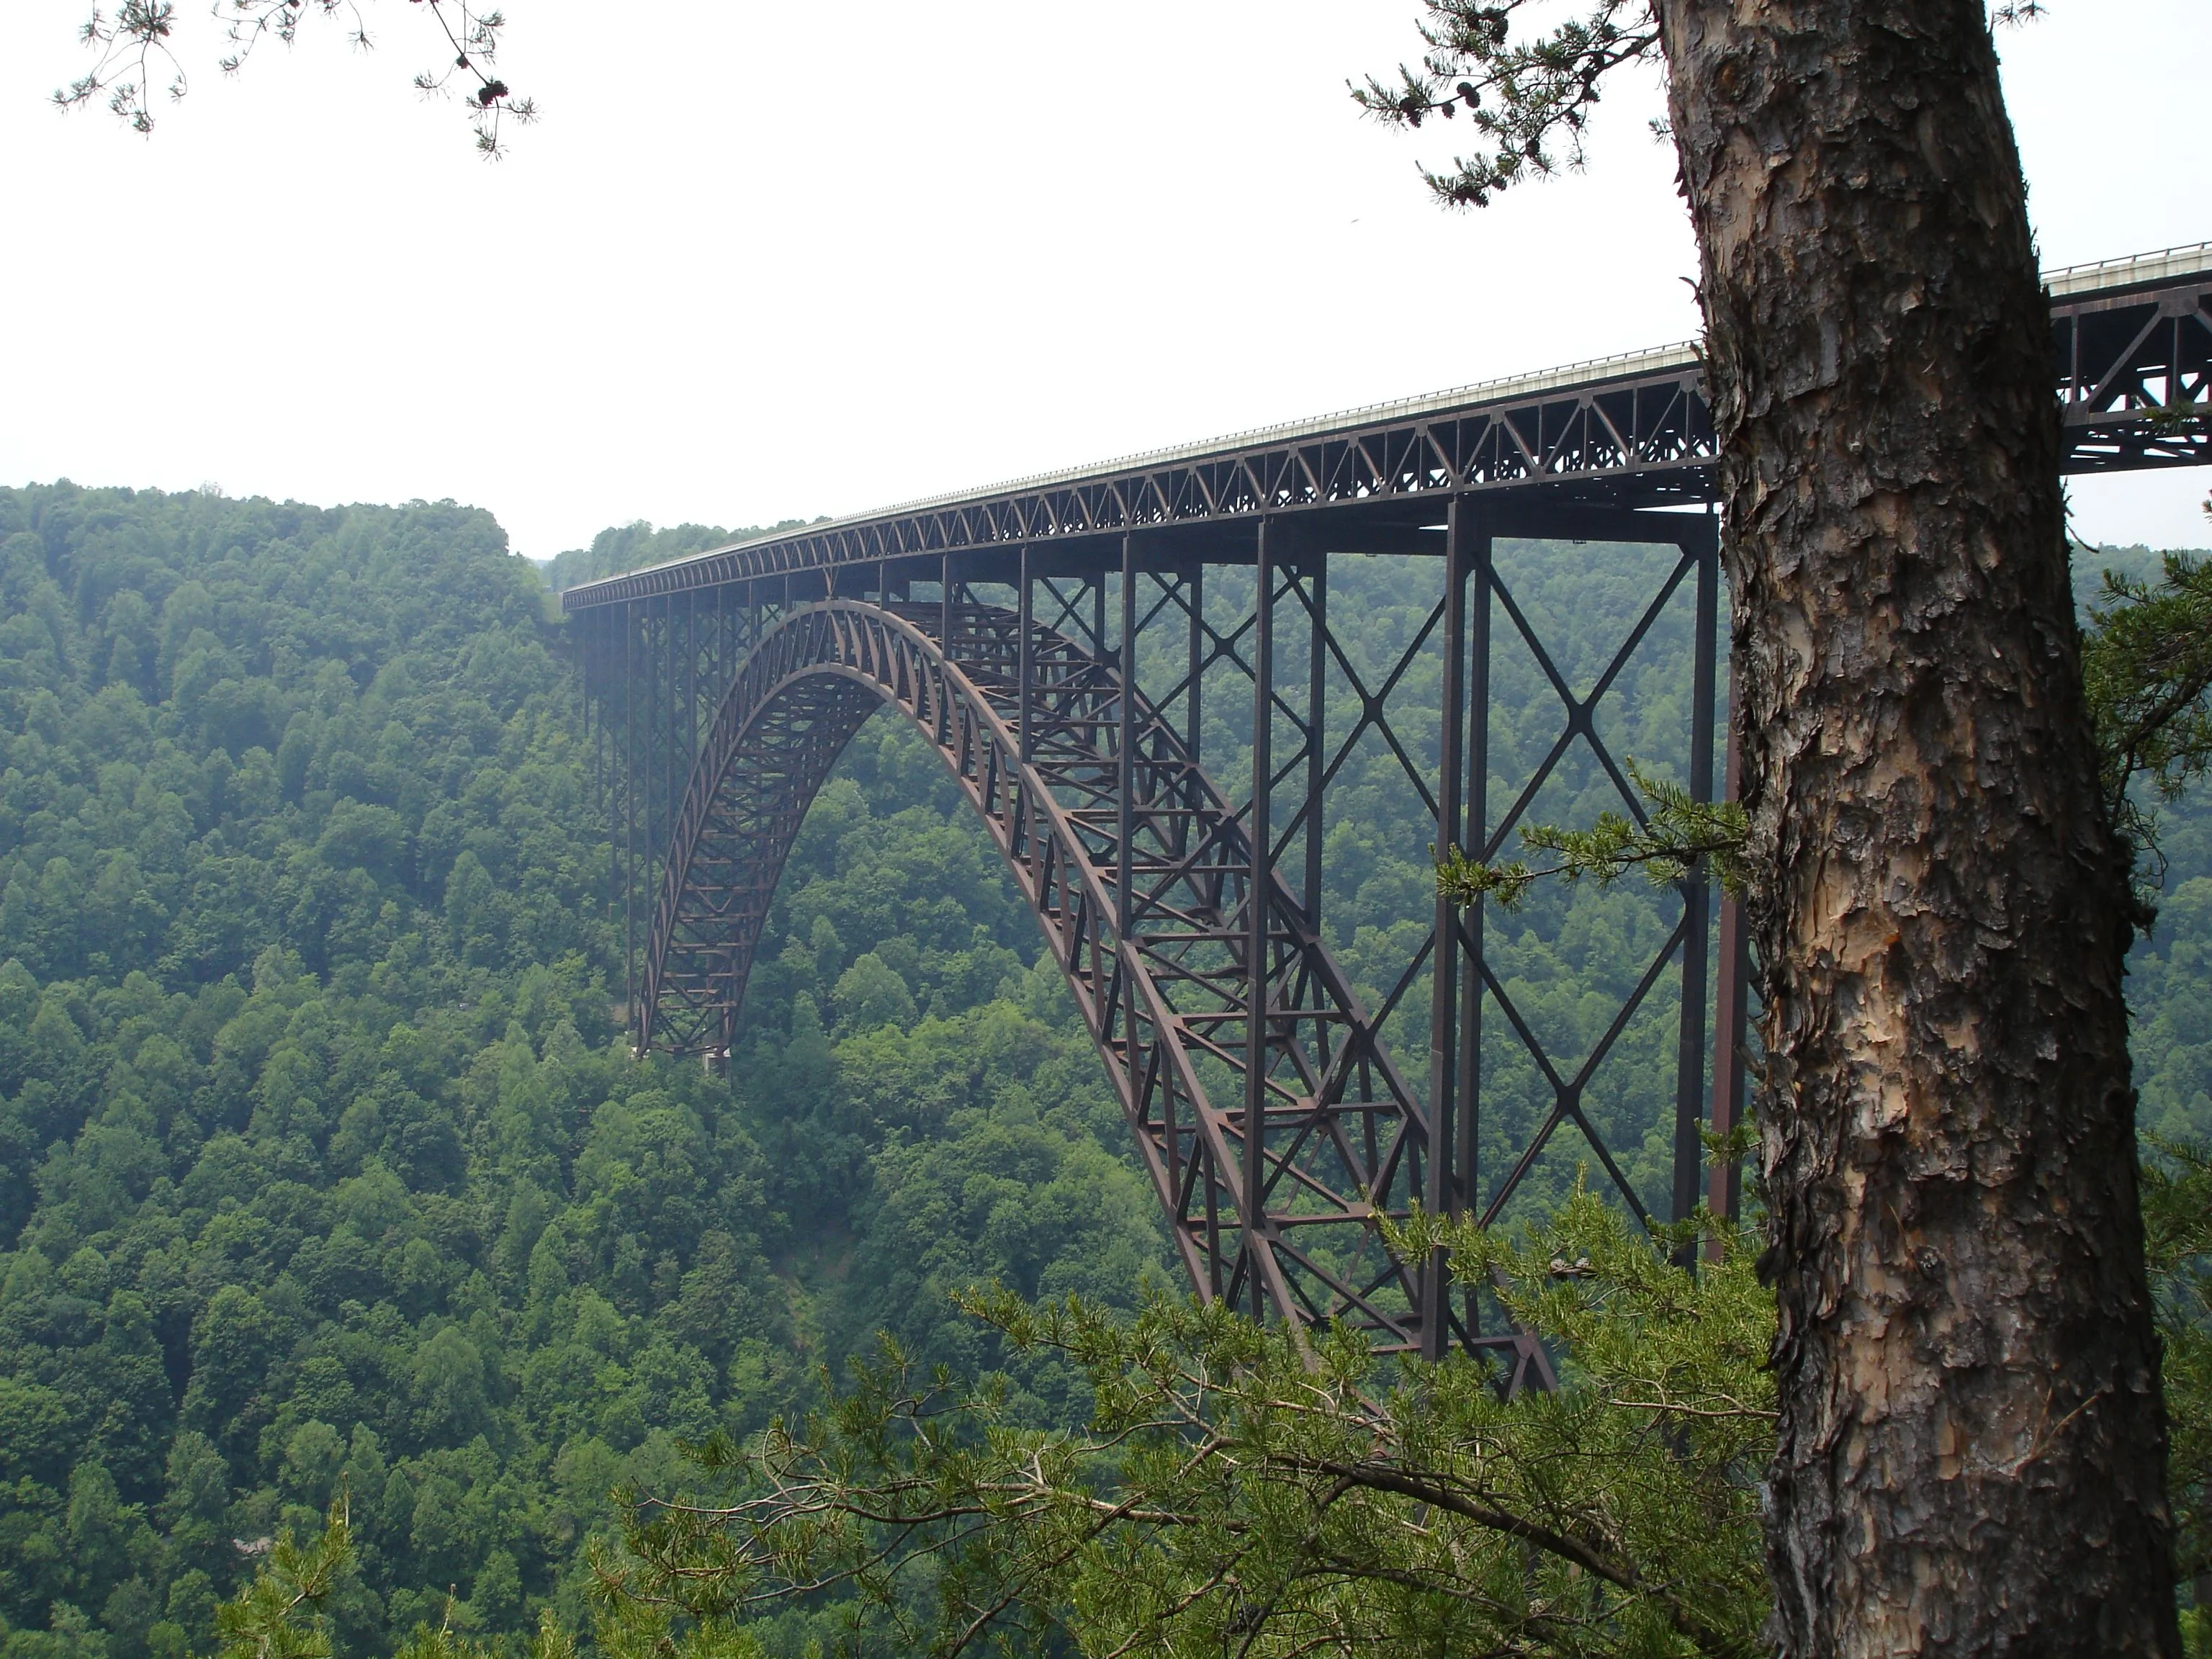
[1655, 3, 2178, 1653]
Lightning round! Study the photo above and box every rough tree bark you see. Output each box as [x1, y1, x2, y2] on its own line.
[1655, 3, 2177, 1653]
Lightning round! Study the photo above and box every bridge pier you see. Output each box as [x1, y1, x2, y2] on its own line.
[574, 505, 1734, 1363]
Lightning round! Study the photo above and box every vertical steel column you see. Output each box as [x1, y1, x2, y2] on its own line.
[1304, 555, 1326, 925]
[1187, 567, 1204, 766]
[606, 612, 621, 932]
[596, 616, 610, 916]
[1244, 519, 1274, 1321]
[664, 597, 678, 875]
[589, 621, 598, 792]
[601, 606, 608, 905]
[1018, 547, 1035, 765]
[938, 557, 954, 745]
[659, 597, 671, 904]
[1118, 536, 1136, 936]
[1709, 670, 1749, 1233]
[1672, 522, 1721, 1228]
[624, 601, 638, 1048]
[647, 598, 661, 916]
[1455, 511, 1493, 1344]
[1424, 500, 1470, 1361]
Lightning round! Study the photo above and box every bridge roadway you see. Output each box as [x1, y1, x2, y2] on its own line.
[566, 243, 2211, 1367]
[567, 242, 2211, 607]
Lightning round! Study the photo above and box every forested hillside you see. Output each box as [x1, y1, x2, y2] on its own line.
[0, 486, 1163, 1659]
[0, 485, 2204, 1659]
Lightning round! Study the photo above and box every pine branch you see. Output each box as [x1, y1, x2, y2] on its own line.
[2080, 547, 2212, 916]
[1434, 758, 1750, 909]
[54, 0, 534, 147]
[213, 1494, 352, 1659]
[1350, 1, 1663, 209]
[602, 1197, 1773, 1659]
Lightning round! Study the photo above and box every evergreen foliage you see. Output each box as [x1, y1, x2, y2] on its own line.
[610, 1191, 1775, 1659]
[1434, 760, 1751, 910]
[2143, 1141, 2212, 1644]
[2085, 552, 2212, 904]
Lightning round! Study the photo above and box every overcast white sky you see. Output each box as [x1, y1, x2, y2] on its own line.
[0, 1, 2205, 558]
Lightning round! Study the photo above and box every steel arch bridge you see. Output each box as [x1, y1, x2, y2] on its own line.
[567, 243, 2212, 1364]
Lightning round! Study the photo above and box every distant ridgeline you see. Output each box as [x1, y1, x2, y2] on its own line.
[0, 483, 2204, 1659]
[539, 520, 819, 595]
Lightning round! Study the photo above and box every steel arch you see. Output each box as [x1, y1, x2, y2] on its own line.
[641, 598, 1484, 1357]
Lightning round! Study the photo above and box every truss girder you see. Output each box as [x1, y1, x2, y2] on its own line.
[561, 262, 2212, 615]
[640, 600, 1438, 1349]
[2055, 284, 2212, 469]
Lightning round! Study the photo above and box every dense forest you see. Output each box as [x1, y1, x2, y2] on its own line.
[0, 482, 2205, 1659]
[0, 487, 1165, 1659]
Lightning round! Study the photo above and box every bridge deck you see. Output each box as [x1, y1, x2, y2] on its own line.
[564, 242, 2211, 611]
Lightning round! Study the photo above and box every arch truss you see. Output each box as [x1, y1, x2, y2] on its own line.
[642, 591, 1444, 1351]
[572, 503, 1745, 1375]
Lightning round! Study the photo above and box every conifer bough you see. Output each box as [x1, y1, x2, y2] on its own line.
[55, 0, 535, 151]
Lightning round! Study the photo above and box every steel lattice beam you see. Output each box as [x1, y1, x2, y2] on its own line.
[561, 246, 2211, 615]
